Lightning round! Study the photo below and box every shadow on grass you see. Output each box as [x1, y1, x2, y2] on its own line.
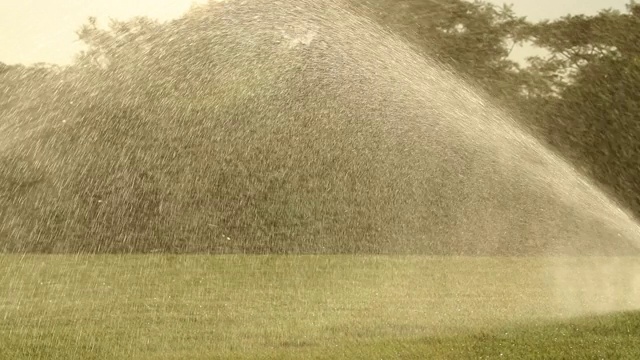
[2, 293, 638, 359]
[239, 311, 640, 360]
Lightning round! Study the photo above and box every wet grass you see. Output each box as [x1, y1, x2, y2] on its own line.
[0, 255, 638, 359]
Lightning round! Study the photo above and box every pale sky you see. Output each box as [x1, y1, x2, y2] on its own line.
[0, 0, 631, 65]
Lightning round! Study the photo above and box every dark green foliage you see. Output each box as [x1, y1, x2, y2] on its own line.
[1, 0, 640, 254]
[524, 4, 640, 220]
[346, 0, 530, 102]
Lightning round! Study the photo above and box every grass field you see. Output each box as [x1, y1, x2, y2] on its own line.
[1, 255, 639, 359]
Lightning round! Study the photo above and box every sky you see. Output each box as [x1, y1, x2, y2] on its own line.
[0, 0, 632, 65]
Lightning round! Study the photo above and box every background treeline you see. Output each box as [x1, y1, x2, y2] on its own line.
[1, 0, 639, 254]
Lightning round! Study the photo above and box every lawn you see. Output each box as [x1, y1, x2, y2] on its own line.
[0, 255, 638, 359]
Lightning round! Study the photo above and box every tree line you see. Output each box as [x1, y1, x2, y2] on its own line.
[1, 0, 638, 254]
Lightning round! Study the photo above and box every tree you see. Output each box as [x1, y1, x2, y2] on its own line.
[524, 2, 640, 215]
[353, 1, 532, 95]
[2, 0, 637, 255]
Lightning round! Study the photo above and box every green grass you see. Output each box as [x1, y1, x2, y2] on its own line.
[0, 255, 638, 359]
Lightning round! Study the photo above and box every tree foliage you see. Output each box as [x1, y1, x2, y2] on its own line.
[1, 0, 640, 254]
[349, 0, 530, 96]
[524, 3, 640, 214]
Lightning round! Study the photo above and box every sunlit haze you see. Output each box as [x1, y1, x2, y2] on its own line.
[1, 0, 208, 65]
[2, 0, 640, 357]
[0, 0, 630, 65]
